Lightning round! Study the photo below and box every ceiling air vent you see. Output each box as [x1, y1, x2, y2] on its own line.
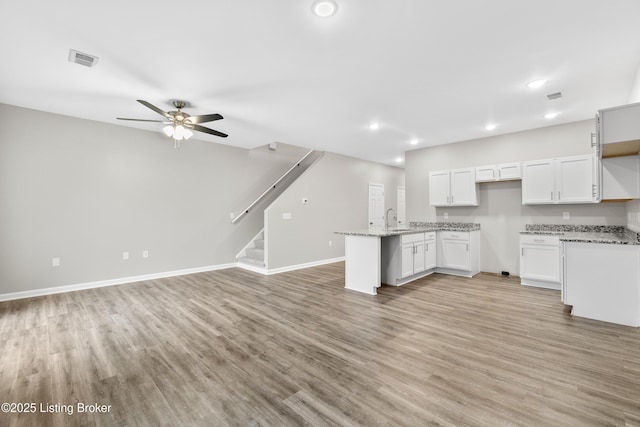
[546, 91, 562, 100]
[68, 49, 99, 67]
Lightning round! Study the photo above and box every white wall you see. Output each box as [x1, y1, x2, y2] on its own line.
[0, 104, 308, 294]
[628, 60, 640, 103]
[265, 152, 404, 270]
[406, 119, 627, 276]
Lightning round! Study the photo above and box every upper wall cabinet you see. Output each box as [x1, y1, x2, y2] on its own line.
[598, 102, 640, 158]
[522, 154, 600, 205]
[475, 162, 521, 182]
[602, 155, 640, 201]
[429, 168, 478, 207]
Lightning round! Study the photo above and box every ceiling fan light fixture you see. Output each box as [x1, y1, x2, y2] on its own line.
[173, 125, 186, 140]
[183, 128, 194, 140]
[312, 0, 338, 17]
[163, 125, 174, 137]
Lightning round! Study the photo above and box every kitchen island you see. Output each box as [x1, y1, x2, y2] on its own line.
[335, 222, 480, 295]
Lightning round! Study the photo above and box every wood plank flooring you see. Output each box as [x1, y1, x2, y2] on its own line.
[1, 263, 639, 426]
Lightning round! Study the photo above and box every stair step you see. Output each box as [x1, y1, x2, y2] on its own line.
[246, 248, 264, 260]
[254, 239, 264, 249]
[238, 256, 265, 267]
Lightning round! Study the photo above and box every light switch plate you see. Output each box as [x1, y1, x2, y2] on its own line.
[142, 250, 149, 259]
[52, 257, 60, 267]
[122, 251, 129, 260]
[563, 212, 570, 220]
[282, 212, 292, 220]
[444, 212, 449, 219]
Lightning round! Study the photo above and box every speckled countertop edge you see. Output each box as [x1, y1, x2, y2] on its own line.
[520, 224, 640, 245]
[335, 222, 480, 237]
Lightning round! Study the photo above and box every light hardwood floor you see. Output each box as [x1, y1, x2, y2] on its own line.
[1, 263, 639, 426]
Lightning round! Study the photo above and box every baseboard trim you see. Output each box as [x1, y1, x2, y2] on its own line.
[266, 257, 345, 275]
[0, 263, 237, 302]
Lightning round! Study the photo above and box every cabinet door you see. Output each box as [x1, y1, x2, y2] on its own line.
[522, 160, 555, 204]
[450, 168, 478, 206]
[429, 171, 450, 206]
[497, 163, 521, 180]
[401, 243, 415, 278]
[475, 165, 496, 182]
[413, 242, 425, 274]
[520, 245, 560, 282]
[556, 155, 594, 203]
[424, 241, 437, 270]
[441, 239, 470, 270]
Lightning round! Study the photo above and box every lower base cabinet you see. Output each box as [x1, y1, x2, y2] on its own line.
[436, 231, 480, 277]
[563, 242, 640, 327]
[519, 234, 562, 290]
[382, 232, 437, 286]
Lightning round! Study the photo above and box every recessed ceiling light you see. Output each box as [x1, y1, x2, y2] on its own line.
[369, 122, 380, 131]
[395, 156, 403, 163]
[410, 139, 419, 145]
[544, 112, 559, 119]
[526, 79, 548, 89]
[485, 124, 497, 131]
[312, 0, 338, 17]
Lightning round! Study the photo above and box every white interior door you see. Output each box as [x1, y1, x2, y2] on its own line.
[397, 186, 406, 227]
[368, 183, 385, 229]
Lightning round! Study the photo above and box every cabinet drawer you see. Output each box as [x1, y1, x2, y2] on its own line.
[424, 232, 436, 242]
[520, 234, 560, 246]
[439, 231, 469, 241]
[401, 233, 424, 244]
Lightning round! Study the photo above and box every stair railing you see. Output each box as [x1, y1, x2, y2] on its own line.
[231, 149, 316, 224]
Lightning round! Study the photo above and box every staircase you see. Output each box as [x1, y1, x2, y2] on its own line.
[237, 231, 265, 271]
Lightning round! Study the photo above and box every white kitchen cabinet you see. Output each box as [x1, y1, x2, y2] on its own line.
[598, 101, 640, 158]
[475, 163, 521, 182]
[424, 232, 437, 270]
[522, 155, 599, 205]
[436, 231, 480, 277]
[522, 159, 555, 204]
[382, 232, 436, 286]
[429, 168, 478, 206]
[519, 234, 561, 290]
[563, 242, 640, 327]
[602, 155, 640, 201]
[400, 233, 425, 278]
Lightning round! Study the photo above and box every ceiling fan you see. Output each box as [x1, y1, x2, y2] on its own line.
[117, 100, 228, 148]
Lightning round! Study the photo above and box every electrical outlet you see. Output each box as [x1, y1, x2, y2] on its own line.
[563, 212, 570, 220]
[142, 250, 149, 259]
[444, 212, 449, 219]
[230, 212, 235, 219]
[122, 251, 129, 260]
[328, 240, 332, 246]
[282, 212, 292, 220]
[52, 257, 60, 267]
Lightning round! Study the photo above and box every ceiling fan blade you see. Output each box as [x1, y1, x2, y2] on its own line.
[190, 124, 228, 138]
[116, 117, 165, 122]
[137, 100, 172, 120]
[185, 113, 223, 124]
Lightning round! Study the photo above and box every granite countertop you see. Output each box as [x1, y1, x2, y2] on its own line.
[520, 224, 640, 245]
[335, 222, 481, 237]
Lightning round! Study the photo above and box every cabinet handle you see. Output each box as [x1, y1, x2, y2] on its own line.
[451, 196, 454, 203]
[558, 191, 561, 200]
[590, 132, 596, 148]
[551, 191, 553, 200]
[534, 239, 545, 243]
[466, 244, 469, 252]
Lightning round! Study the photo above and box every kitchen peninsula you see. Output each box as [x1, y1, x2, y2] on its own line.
[335, 222, 480, 295]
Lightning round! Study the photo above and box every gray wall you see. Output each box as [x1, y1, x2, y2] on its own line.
[265, 152, 404, 270]
[406, 119, 627, 276]
[0, 104, 308, 294]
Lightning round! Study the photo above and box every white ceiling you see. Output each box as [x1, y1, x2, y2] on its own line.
[1, 0, 640, 166]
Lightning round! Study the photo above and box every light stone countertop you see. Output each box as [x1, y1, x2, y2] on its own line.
[335, 222, 480, 237]
[520, 224, 640, 245]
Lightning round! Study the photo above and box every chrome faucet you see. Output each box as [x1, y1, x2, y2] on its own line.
[385, 208, 397, 231]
